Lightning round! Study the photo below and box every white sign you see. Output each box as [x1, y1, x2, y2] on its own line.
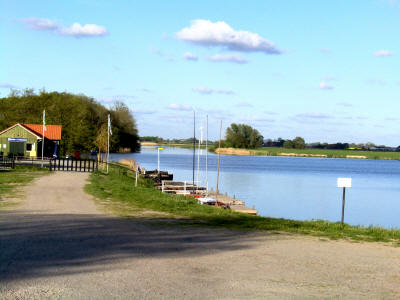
[337, 178, 352, 188]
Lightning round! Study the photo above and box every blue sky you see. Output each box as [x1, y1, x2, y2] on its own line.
[1, 0, 399, 145]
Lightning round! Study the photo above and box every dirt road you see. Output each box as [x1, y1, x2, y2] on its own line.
[1, 172, 399, 299]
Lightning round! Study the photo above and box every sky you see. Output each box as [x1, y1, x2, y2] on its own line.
[1, 0, 399, 145]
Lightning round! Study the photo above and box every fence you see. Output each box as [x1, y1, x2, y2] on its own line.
[50, 158, 98, 172]
[0, 158, 15, 170]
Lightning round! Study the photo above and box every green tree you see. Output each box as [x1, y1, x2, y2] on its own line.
[0, 90, 140, 155]
[292, 136, 306, 149]
[225, 123, 263, 149]
[283, 140, 293, 149]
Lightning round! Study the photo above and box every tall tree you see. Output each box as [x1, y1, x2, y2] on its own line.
[225, 123, 263, 149]
[0, 90, 140, 155]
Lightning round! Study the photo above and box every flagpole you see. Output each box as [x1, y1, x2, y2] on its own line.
[107, 114, 110, 174]
[42, 110, 45, 166]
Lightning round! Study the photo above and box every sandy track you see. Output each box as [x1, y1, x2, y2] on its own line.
[1, 172, 399, 299]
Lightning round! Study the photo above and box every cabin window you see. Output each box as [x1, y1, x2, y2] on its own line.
[26, 143, 33, 151]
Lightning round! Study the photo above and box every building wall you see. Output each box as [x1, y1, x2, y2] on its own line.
[0, 125, 39, 157]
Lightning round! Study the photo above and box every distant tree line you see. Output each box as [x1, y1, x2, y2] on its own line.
[140, 136, 216, 145]
[0, 89, 140, 155]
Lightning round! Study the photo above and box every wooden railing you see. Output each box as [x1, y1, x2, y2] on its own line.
[50, 158, 98, 172]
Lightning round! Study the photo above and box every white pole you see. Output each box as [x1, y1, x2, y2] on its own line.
[157, 148, 160, 171]
[42, 110, 45, 160]
[41, 110, 45, 167]
[196, 126, 203, 192]
[135, 167, 138, 187]
[206, 115, 208, 194]
[107, 114, 110, 174]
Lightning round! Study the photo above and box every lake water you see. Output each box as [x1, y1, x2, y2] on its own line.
[111, 147, 400, 229]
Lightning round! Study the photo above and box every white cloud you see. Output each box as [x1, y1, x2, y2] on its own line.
[137, 88, 152, 93]
[192, 86, 235, 95]
[21, 18, 58, 30]
[149, 46, 175, 61]
[132, 109, 157, 115]
[366, 78, 386, 86]
[295, 112, 333, 119]
[207, 54, 248, 64]
[373, 50, 395, 57]
[176, 19, 282, 54]
[59, 23, 108, 37]
[236, 101, 253, 107]
[319, 81, 334, 90]
[21, 18, 108, 38]
[0, 83, 17, 89]
[319, 48, 331, 53]
[337, 102, 353, 107]
[167, 103, 193, 111]
[264, 110, 278, 115]
[183, 52, 198, 61]
[241, 115, 275, 122]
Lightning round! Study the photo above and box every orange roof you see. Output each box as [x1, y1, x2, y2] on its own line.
[22, 124, 62, 140]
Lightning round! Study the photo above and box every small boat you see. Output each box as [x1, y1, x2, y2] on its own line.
[197, 196, 216, 205]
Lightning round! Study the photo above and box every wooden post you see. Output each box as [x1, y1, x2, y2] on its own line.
[341, 187, 346, 225]
[135, 167, 138, 187]
[84, 159, 87, 172]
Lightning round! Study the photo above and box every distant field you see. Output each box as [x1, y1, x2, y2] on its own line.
[145, 143, 400, 160]
[251, 147, 400, 160]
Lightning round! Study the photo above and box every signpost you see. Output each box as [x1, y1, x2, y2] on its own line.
[337, 178, 352, 225]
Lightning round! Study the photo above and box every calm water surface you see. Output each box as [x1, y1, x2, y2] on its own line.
[111, 147, 400, 229]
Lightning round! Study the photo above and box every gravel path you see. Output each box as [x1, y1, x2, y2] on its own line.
[1, 172, 399, 299]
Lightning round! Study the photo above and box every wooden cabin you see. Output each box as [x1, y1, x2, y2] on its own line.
[0, 123, 62, 157]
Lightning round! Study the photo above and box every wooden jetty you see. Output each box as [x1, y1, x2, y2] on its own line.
[117, 160, 257, 215]
[158, 180, 258, 215]
[142, 170, 173, 183]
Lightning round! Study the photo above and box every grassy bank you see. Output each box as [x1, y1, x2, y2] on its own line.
[0, 166, 49, 209]
[85, 166, 400, 245]
[215, 147, 400, 160]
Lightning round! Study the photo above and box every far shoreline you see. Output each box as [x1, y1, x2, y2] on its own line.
[140, 143, 400, 161]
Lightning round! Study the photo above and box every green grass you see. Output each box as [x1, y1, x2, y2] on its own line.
[85, 166, 400, 245]
[0, 166, 49, 207]
[229, 147, 400, 160]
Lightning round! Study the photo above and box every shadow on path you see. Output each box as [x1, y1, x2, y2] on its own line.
[0, 211, 273, 282]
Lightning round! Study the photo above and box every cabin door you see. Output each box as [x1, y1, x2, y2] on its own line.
[9, 142, 25, 156]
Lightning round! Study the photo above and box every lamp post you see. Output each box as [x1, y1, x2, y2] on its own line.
[157, 147, 163, 172]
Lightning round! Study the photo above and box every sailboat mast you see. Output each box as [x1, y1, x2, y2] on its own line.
[196, 126, 203, 193]
[216, 120, 222, 206]
[192, 111, 195, 189]
[206, 115, 208, 193]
